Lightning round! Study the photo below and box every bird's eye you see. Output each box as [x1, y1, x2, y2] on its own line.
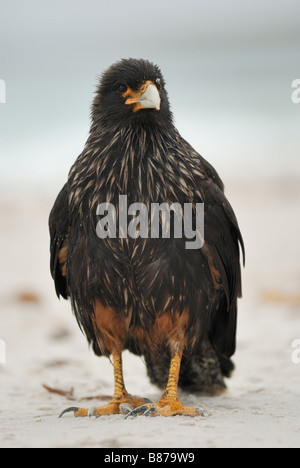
[155, 78, 161, 88]
[118, 84, 128, 94]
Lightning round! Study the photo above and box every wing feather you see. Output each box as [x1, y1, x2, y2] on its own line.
[200, 179, 244, 359]
[49, 183, 70, 299]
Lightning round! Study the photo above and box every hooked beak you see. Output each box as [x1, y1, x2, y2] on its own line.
[124, 81, 161, 112]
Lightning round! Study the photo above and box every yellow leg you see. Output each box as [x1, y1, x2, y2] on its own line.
[59, 352, 149, 418]
[126, 351, 205, 418]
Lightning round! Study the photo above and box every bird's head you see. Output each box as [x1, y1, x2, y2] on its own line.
[92, 58, 173, 130]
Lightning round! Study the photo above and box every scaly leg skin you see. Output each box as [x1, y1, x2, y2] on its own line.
[59, 353, 150, 418]
[125, 351, 207, 418]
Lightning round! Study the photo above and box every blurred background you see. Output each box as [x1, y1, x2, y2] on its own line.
[0, 0, 300, 191]
[0, 0, 300, 448]
[1, 0, 299, 301]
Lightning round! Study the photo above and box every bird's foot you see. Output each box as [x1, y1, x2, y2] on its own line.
[59, 394, 151, 418]
[125, 399, 207, 418]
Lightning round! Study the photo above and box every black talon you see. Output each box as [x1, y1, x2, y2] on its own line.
[124, 404, 148, 419]
[59, 407, 79, 418]
[144, 407, 157, 417]
[196, 407, 208, 417]
[120, 404, 133, 415]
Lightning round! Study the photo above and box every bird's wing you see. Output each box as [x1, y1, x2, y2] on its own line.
[49, 183, 70, 299]
[201, 178, 245, 359]
[179, 134, 225, 192]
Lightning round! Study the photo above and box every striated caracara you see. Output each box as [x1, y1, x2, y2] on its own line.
[49, 58, 244, 418]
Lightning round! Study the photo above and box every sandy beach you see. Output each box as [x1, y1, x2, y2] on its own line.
[0, 176, 299, 448]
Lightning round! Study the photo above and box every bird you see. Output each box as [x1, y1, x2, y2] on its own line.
[49, 58, 244, 418]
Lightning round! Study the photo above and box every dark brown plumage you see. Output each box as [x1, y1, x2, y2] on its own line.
[49, 58, 244, 418]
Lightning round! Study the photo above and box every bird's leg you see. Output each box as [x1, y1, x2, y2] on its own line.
[126, 350, 206, 418]
[59, 352, 150, 418]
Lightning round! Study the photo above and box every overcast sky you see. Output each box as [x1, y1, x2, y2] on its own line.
[0, 0, 300, 193]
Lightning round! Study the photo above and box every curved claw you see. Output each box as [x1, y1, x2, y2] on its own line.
[59, 407, 79, 418]
[124, 404, 149, 419]
[124, 402, 208, 418]
[120, 403, 133, 415]
[196, 407, 208, 417]
[144, 406, 157, 417]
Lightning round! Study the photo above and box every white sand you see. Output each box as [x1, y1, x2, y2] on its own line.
[0, 177, 300, 448]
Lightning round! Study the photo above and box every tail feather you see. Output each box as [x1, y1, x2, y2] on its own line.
[144, 340, 234, 394]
